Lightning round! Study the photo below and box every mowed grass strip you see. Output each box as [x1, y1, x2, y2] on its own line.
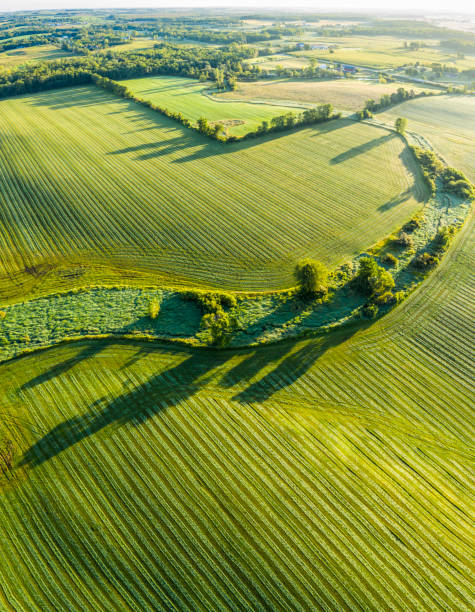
[0, 85, 426, 297]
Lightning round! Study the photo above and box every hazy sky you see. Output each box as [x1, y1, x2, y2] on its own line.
[0, 0, 474, 14]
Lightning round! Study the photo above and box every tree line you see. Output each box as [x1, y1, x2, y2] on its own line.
[0, 43, 260, 100]
[91, 73, 340, 143]
[356, 87, 436, 119]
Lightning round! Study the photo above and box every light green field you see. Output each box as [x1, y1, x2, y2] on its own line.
[377, 95, 475, 180]
[245, 54, 311, 70]
[0, 85, 426, 301]
[105, 37, 157, 52]
[293, 35, 475, 71]
[216, 78, 440, 111]
[0, 43, 70, 68]
[0, 204, 472, 610]
[120, 75, 300, 135]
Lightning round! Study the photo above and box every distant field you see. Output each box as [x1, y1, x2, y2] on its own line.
[293, 35, 475, 70]
[216, 78, 439, 111]
[104, 37, 157, 52]
[0, 44, 70, 68]
[121, 75, 299, 135]
[0, 85, 426, 300]
[0, 205, 472, 610]
[245, 54, 310, 70]
[378, 95, 475, 180]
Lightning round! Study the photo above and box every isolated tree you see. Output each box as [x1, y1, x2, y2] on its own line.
[395, 117, 408, 135]
[295, 259, 329, 296]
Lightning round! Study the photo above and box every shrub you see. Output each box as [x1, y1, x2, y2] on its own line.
[148, 298, 160, 320]
[368, 269, 395, 296]
[394, 232, 414, 248]
[362, 303, 379, 319]
[413, 252, 439, 269]
[353, 257, 395, 297]
[433, 226, 455, 252]
[381, 253, 398, 267]
[219, 293, 237, 309]
[201, 310, 236, 347]
[374, 291, 396, 305]
[402, 217, 421, 232]
[440, 167, 475, 199]
[295, 259, 329, 296]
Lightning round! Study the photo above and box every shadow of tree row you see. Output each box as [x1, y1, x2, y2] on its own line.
[19, 321, 367, 469]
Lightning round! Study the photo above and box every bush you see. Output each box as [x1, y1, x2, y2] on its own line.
[413, 252, 439, 269]
[440, 167, 475, 200]
[381, 253, 398, 267]
[362, 303, 379, 319]
[353, 257, 395, 297]
[201, 310, 236, 347]
[148, 299, 160, 320]
[185, 291, 237, 313]
[373, 291, 396, 305]
[295, 259, 329, 296]
[402, 217, 421, 232]
[394, 232, 414, 248]
[433, 226, 455, 253]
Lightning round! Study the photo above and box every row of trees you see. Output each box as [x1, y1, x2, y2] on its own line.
[0, 43, 260, 100]
[363, 87, 433, 114]
[92, 74, 339, 143]
[250, 104, 337, 138]
[92, 73, 194, 130]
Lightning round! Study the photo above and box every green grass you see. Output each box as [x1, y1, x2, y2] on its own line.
[0, 44, 71, 68]
[0, 85, 426, 301]
[292, 35, 475, 71]
[0, 209, 473, 610]
[377, 95, 475, 181]
[120, 75, 300, 136]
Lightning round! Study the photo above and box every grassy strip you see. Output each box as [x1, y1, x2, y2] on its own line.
[0, 151, 470, 360]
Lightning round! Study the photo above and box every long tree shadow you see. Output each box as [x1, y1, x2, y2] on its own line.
[330, 134, 394, 165]
[233, 321, 371, 404]
[20, 340, 116, 391]
[378, 188, 413, 212]
[20, 350, 230, 468]
[220, 341, 294, 390]
[106, 135, 200, 160]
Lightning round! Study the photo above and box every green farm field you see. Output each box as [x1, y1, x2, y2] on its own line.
[216, 78, 439, 112]
[292, 35, 475, 70]
[0, 43, 71, 68]
[378, 95, 475, 180]
[120, 75, 300, 135]
[0, 196, 473, 610]
[0, 85, 426, 301]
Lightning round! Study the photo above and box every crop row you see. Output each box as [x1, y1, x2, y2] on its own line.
[0, 85, 424, 298]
